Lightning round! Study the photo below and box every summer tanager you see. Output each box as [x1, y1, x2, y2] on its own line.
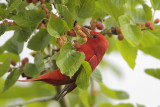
[19, 30, 109, 100]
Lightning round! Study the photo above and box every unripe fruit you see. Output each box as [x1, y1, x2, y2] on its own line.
[22, 58, 29, 66]
[57, 38, 63, 47]
[74, 42, 81, 49]
[91, 23, 96, 30]
[41, 4, 46, 9]
[8, 22, 14, 26]
[60, 36, 67, 41]
[149, 25, 154, 30]
[32, 0, 38, 4]
[116, 27, 121, 34]
[83, 37, 87, 42]
[67, 29, 76, 37]
[96, 22, 104, 30]
[92, 89, 98, 96]
[154, 18, 160, 24]
[27, 0, 32, 3]
[107, 30, 112, 37]
[145, 21, 152, 27]
[111, 27, 117, 34]
[75, 24, 81, 30]
[78, 30, 87, 38]
[44, 8, 49, 14]
[11, 60, 17, 66]
[90, 19, 97, 25]
[118, 34, 124, 40]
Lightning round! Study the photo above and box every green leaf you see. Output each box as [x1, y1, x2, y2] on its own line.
[78, 89, 90, 107]
[6, 0, 21, 15]
[28, 29, 52, 51]
[116, 39, 137, 69]
[142, 4, 152, 21]
[100, 103, 134, 107]
[24, 53, 44, 77]
[119, 15, 143, 46]
[145, 69, 160, 79]
[56, 5, 74, 28]
[56, 43, 85, 77]
[14, 25, 37, 42]
[11, 9, 46, 27]
[98, 0, 124, 20]
[47, 13, 69, 38]
[23, 63, 38, 77]
[0, 53, 20, 62]
[104, 17, 119, 30]
[100, 83, 129, 100]
[76, 0, 95, 18]
[91, 69, 102, 83]
[0, 23, 8, 36]
[2, 33, 24, 54]
[76, 61, 92, 89]
[2, 69, 21, 92]
[0, 56, 11, 77]
[150, 0, 160, 10]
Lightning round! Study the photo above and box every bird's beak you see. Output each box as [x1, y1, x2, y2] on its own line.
[81, 27, 91, 38]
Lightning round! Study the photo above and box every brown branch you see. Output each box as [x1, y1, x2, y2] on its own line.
[4, 96, 56, 107]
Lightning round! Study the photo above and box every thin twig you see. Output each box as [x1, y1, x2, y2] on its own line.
[3, 96, 56, 107]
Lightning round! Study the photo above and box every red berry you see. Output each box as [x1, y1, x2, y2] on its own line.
[149, 25, 154, 30]
[27, 0, 32, 3]
[96, 22, 104, 30]
[3, 19, 8, 23]
[154, 18, 160, 24]
[90, 19, 97, 25]
[78, 30, 87, 38]
[91, 23, 96, 30]
[11, 60, 17, 66]
[145, 21, 152, 27]
[22, 58, 29, 66]
[67, 29, 76, 37]
[8, 22, 14, 26]
[60, 36, 67, 41]
[111, 27, 117, 34]
[74, 42, 81, 49]
[116, 27, 121, 34]
[54, 14, 58, 18]
[118, 34, 124, 40]
[57, 38, 63, 47]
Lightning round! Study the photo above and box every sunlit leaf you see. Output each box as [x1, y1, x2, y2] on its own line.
[0, 56, 11, 77]
[91, 69, 102, 83]
[145, 69, 160, 79]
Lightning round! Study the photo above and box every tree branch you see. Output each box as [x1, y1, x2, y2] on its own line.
[4, 96, 56, 107]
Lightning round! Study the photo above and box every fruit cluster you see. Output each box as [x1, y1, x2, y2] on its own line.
[0, 19, 14, 26]
[90, 19, 104, 30]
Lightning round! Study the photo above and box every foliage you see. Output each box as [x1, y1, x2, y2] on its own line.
[0, 0, 160, 107]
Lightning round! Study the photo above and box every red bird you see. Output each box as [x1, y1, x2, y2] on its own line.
[19, 30, 109, 100]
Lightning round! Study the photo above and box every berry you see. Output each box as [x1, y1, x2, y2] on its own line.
[67, 29, 76, 37]
[54, 14, 58, 18]
[118, 34, 124, 40]
[145, 21, 152, 27]
[149, 25, 154, 30]
[74, 42, 81, 49]
[111, 27, 117, 34]
[32, 0, 38, 4]
[44, 8, 49, 14]
[3, 19, 8, 23]
[41, 4, 46, 9]
[27, 0, 32, 3]
[92, 89, 98, 96]
[90, 19, 97, 25]
[96, 22, 104, 30]
[57, 38, 63, 47]
[78, 30, 87, 38]
[83, 37, 87, 42]
[75, 24, 81, 30]
[91, 23, 96, 30]
[22, 58, 29, 66]
[11, 60, 17, 66]
[116, 27, 121, 34]
[47, 13, 50, 18]
[60, 36, 67, 41]
[8, 22, 14, 26]
[154, 18, 160, 24]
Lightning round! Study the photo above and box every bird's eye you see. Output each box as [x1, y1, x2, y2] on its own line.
[93, 35, 97, 38]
